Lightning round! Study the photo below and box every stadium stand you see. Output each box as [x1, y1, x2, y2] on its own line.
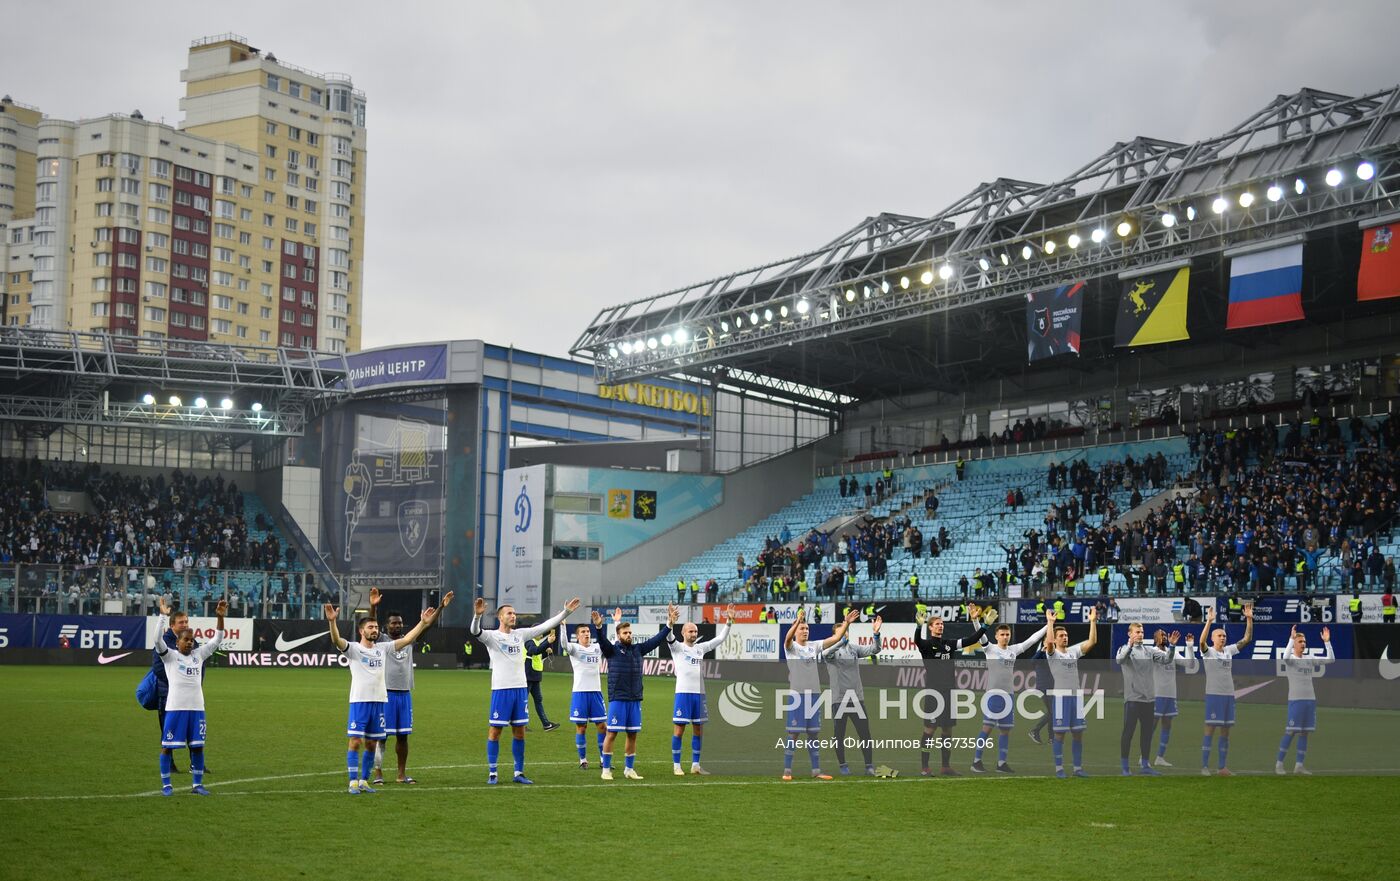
[620, 416, 1398, 605]
[0, 460, 328, 617]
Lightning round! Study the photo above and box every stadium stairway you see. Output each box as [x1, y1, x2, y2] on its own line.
[619, 438, 1196, 604]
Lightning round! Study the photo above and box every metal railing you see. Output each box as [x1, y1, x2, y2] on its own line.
[0, 564, 340, 620]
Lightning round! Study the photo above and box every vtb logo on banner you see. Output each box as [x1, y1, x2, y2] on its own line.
[397, 500, 429, 557]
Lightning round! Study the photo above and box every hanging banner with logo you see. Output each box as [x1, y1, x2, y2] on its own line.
[1358, 221, 1400, 301]
[1115, 266, 1190, 347]
[1025, 281, 1084, 362]
[499, 465, 545, 614]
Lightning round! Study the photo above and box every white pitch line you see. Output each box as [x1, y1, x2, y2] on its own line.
[3, 766, 1392, 803]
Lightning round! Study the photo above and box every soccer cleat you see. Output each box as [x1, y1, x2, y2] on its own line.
[1120, 768, 1133, 777]
[674, 764, 686, 777]
[865, 766, 877, 776]
[161, 785, 174, 797]
[358, 781, 377, 793]
[970, 760, 987, 774]
[781, 772, 793, 781]
[1029, 730, 1044, 745]
[543, 722, 560, 732]
[1073, 769, 1089, 778]
[579, 759, 589, 770]
[812, 771, 833, 780]
[1200, 767, 1212, 776]
[1294, 763, 1312, 776]
[1138, 766, 1161, 777]
[996, 763, 1015, 774]
[690, 764, 710, 776]
[1216, 768, 1233, 777]
[623, 768, 644, 780]
[1154, 756, 1173, 767]
[839, 764, 851, 776]
[600, 768, 614, 781]
[348, 784, 360, 794]
[941, 767, 960, 777]
[1275, 761, 1287, 776]
[487, 774, 499, 786]
[919, 768, 933, 777]
[190, 785, 210, 796]
[1055, 768, 1068, 779]
[512, 774, 533, 785]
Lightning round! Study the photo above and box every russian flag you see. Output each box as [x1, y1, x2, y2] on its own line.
[1226, 243, 1304, 329]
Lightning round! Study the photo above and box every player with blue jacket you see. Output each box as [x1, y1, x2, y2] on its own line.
[594, 605, 676, 780]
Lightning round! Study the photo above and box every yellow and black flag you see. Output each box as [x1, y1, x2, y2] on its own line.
[1114, 266, 1190, 347]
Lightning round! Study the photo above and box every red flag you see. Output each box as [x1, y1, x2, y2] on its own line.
[1358, 222, 1400, 301]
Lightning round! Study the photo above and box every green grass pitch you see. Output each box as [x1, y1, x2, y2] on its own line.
[4, 666, 1398, 880]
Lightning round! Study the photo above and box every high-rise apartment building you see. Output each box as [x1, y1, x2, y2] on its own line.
[0, 34, 365, 353]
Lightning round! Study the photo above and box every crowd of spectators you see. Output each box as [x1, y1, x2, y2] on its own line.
[0, 459, 329, 616]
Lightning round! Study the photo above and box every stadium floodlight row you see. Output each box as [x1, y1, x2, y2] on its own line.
[573, 86, 1400, 390]
[0, 327, 350, 436]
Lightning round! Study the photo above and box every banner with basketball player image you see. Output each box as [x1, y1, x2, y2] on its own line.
[320, 398, 447, 575]
[1115, 265, 1190, 347]
[1025, 281, 1084, 362]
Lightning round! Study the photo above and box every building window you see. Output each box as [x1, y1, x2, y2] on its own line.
[144, 306, 167, 322]
[151, 159, 171, 179]
[266, 74, 281, 93]
[212, 318, 231, 334]
[144, 281, 167, 298]
[91, 303, 110, 317]
[213, 294, 233, 310]
[96, 178, 114, 193]
[282, 286, 296, 301]
[148, 232, 169, 249]
[145, 257, 168, 273]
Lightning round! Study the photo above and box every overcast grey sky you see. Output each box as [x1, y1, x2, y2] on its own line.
[7, 0, 1397, 356]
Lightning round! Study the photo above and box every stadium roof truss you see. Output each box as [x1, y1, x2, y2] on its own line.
[0, 329, 349, 437]
[572, 86, 1400, 402]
